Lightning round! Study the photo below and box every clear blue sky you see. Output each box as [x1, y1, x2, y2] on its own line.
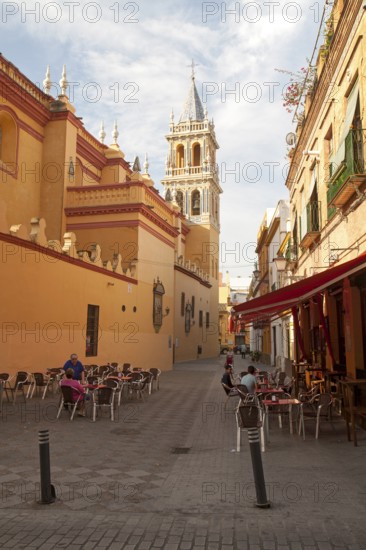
[1, 0, 326, 279]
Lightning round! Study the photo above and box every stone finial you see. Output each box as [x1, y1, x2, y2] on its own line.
[170, 109, 174, 123]
[59, 64, 68, 96]
[99, 121, 106, 144]
[132, 156, 141, 172]
[112, 120, 119, 145]
[112, 253, 124, 274]
[30, 217, 48, 247]
[90, 243, 103, 267]
[204, 106, 208, 119]
[43, 65, 52, 95]
[62, 232, 77, 258]
[143, 153, 149, 174]
[10, 224, 29, 240]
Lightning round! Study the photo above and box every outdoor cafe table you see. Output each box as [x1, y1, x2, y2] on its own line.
[262, 398, 301, 440]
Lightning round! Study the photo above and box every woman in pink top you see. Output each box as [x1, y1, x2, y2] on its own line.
[61, 368, 86, 416]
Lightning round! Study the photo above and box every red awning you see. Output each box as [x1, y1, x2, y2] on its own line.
[233, 251, 366, 322]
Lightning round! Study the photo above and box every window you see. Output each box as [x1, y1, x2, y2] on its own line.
[185, 304, 192, 333]
[86, 305, 99, 357]
[181, 292, 185, 316]
[191, 296, 195, 318]
[176, 144, 184, 168]
[199, 310, 203, 327]
[192, 142, 201, 166]
[206, 312, 210, 328]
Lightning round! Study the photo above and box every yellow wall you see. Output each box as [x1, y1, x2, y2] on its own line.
[0, 233, 174, 375]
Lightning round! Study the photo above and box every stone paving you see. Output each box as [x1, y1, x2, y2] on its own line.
[0, 356, 366, 549]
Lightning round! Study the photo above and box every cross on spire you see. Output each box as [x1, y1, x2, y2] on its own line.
[188, 59, 199, 79]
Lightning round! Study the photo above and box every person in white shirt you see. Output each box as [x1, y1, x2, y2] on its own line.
[240, 365, 257, 393]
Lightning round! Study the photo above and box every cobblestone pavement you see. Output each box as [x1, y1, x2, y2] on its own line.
[1, 356, 366, 549]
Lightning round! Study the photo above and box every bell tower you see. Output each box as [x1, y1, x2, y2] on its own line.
[161, 63, 222, 280]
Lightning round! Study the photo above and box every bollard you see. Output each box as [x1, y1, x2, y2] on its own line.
[38, 429, 56, 504]
[247, 427, 270, 508]
[238, 405, 270, 508]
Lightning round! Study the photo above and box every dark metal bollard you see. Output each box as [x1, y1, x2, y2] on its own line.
[238, 405, 270, 508]
[38, 429, 56, 504]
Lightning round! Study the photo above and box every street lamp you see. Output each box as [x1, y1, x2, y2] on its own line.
[273, 255, 287, 272]
[253, 262, 260, 279]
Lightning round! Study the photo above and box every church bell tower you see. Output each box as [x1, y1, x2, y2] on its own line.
[161, 63, 222, 280]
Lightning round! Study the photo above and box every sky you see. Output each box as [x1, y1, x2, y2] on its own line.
[1, 0, 328, 283]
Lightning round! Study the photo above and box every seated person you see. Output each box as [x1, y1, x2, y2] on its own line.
[240, 365, 257, 394]
[221, 365, 238, 395]
[60, 368, 87, 416]
[63, 353, 85, 383]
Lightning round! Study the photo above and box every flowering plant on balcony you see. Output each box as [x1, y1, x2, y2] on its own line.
[276, 61, 317, 117]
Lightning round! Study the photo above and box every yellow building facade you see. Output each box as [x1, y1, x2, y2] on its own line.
[0, 56, 220, 374]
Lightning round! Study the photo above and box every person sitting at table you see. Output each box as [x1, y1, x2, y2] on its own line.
[60, 368, 87, 416]
[63, 353, 85, 383]
[221, 365, 238, 395]
[240, 365, 257, 394]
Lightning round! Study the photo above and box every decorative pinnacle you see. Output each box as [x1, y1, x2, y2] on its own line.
[59, 64, 68, 96]
[112, 120, 119, 145]
[43, 65, 52, 95]
[99, 121, 106, 144]
[144, 152, 149, 174]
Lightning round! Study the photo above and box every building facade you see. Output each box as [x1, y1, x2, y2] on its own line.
[0, 56, 220, 374]
[234, 0, 366, 380]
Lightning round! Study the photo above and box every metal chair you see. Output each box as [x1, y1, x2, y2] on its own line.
[128, 373, 147, 400]
[141, 371, 153, 395]
[104, 377, 121, 406]
[92, 387, 115, 422]
[149, 368, 161, 391]
[30, 373, 52, 399]
[6, 371, 32, 403]
[299, 392, 334, 439]
[57, 385, 82, 421]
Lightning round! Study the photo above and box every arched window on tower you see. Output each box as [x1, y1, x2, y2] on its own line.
[176, 144, 185, 168]
[192, 142, 201, 167]
[0, 110, 17, 173]
[176, 190, 184, 213]
[165, 189, 172, 202]
[191, 190, 200, 216]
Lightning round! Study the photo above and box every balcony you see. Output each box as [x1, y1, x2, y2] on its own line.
[285, 239, 298, 269]
[299, 201, 321, 249]
[327, 129, 366, 219]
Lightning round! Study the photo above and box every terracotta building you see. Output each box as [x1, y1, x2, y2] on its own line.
[0, 56, 220, 374]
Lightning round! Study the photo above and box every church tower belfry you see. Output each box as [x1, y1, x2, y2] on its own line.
[161, 65, 222, 231]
